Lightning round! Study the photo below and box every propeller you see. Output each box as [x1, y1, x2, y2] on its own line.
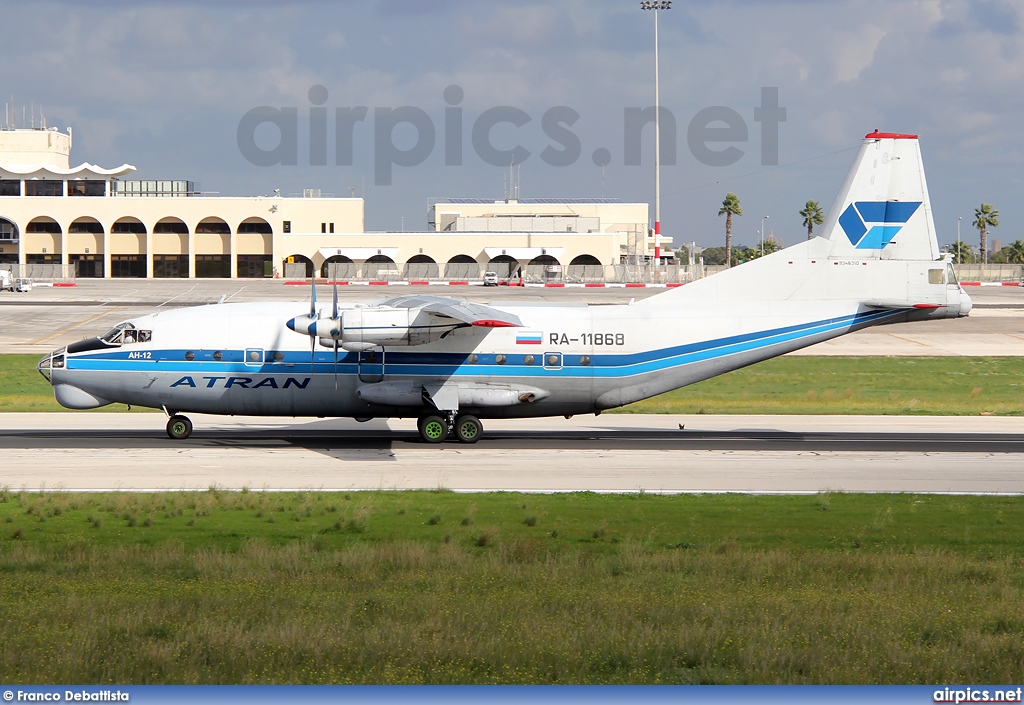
[286, 280, 320, 372]
[331, 281, 340, 389]
[286, 280, 348, 385]
[308, 279, 318, 372]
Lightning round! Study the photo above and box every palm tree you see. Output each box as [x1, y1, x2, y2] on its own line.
[973, 203, 999, 270]
[946, 241, 974, 265]
[1006, 240, 1024, 265]
[718, 193, 743, 268]
[799, 200, 824, 240]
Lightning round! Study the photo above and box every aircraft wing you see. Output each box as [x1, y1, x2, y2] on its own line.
[377, 295, 523, 328]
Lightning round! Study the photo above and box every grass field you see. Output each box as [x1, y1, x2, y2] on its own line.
[1, 490, 1023, 684]
[5, 354, 1024, 415]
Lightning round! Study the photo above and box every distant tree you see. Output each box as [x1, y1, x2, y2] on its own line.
[674, 244, 691, 265]
[731, 246, 755, 266]
[749, 240, 781, 259]
[701, 246, 728, 266]
[718, 193, 743, 268]
[973, 203, 999, 267]
[989, 246, 1010, 264]
[945, 241, 975, 265]
[1006, 240, 1024, 265]
[799, 200, 824, 240]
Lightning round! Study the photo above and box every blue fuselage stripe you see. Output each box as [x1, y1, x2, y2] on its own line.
[65, 309, 903, 380]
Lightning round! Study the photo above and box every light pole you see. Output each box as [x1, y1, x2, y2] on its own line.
[641, 1, 671, 267]
[956, 216, 962, 275]
[760, 215, 769, 256]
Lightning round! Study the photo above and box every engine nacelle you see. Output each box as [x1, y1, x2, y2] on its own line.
[340, 307, 438, 351]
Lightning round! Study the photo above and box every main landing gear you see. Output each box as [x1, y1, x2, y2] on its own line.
[417, 412, 483, 444]
[166, 414, 193, 440]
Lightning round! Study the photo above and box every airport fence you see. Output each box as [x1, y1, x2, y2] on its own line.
[953, 264, 1024, 283]
[287, 262, 711, 285]
[0, 263, 76, 283]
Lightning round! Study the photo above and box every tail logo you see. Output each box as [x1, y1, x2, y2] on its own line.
[839, 201, 922, 249]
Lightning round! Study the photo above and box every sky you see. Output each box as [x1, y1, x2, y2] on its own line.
[3, 0, 1023, 251]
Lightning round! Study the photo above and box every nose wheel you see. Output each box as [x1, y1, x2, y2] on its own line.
[166, 414, 193, 440]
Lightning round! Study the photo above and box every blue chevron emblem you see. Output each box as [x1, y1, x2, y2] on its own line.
[839, 201, 922, 249]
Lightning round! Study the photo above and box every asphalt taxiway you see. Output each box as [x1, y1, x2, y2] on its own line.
[3, 413, 1023, 494]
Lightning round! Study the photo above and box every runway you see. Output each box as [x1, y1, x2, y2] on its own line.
[4, 413, 1023, 494]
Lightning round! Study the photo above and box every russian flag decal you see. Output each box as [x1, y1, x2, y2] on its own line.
[515, 331, 543, 345]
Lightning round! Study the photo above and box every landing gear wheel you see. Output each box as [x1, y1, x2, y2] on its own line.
[454, 415, 483, 444]
[418, 415, 448, 444]
[166, 415, 193, 440]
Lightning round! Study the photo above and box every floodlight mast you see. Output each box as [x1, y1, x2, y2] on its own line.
[641, 0, 671, 267]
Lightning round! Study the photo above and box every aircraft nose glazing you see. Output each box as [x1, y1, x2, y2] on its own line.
[37, 347, 66, 383]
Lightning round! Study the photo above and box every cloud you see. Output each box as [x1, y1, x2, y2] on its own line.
[2, 0, 1023, 242]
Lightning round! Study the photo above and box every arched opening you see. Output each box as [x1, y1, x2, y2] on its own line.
[236, 217, 273, 277]
[404, 254, 438, 280]
[526, 254, 561, 284]
[0, 217, 19, 266]
[26, 217, 61, 233]
[567, 254, 603, 283]
[321, 255, 355, 280]
[195, 218, 230, 234]
[111, 217, 146, 234]
[109, 218, 147, 278]
[195, 218, 230, 277]
[284, 254, 314, 279]
[153, 218, 189, 278]
[445, 254, 479, 280]
[26, 218, 63, 275]
[69, 218, 104, 278]
[487, 254, 520, 280]
[237, 218, 272, 234]
[365, 254, 399, 281]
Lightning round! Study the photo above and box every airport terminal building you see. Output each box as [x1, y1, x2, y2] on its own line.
[0, 125, 655, 281]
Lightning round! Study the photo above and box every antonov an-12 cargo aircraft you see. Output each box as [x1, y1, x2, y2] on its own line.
[39, 131, 972, 443]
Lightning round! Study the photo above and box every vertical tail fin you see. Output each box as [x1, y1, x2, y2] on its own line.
[820, 131, 940, 261]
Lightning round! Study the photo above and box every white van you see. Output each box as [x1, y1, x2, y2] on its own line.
[0, 270, 13, 292]
[15, 278, 32, 292]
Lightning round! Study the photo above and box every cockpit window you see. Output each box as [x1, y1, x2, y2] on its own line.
[100, 328, 122, 344]
[98, 322, 150, 346]
[947, 263, 959, 286]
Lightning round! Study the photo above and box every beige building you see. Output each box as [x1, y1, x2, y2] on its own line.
[0, 125, 652, 280]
